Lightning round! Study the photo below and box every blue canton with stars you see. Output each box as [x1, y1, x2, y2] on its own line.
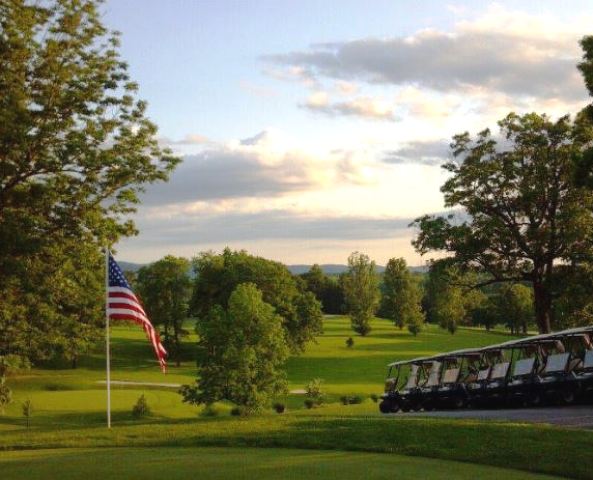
[108, 255, 132, 289]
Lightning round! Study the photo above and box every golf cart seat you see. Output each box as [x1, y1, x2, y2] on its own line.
[442, 367, 460, 384]
[512, 357, 536, 377]
[424, 362, 442, 387]
[403, 365, 420, 389]
[583, 350, 593, 371]
[543, 353, 570, 374]
[490, 362, 510, 379]
[477, 367, 491, 381]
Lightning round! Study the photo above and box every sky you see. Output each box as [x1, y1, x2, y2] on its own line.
[103, 0, 593, 266]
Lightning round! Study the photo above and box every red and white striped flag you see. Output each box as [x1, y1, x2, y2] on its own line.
[107, 254, 167, 372]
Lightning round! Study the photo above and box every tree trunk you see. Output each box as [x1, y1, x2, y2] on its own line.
[533, 281, 552, 333]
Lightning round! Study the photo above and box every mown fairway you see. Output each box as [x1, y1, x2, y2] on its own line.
[2, 316, 516, 426]
[6, 316, 590, 479]
[0, 447, 563, 480]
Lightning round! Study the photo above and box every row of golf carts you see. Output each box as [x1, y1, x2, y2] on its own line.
[379, 326, 593, 413]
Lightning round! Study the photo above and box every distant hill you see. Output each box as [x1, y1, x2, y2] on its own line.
[287, 264, 428, 275]
[118, 261, 428, 276]
[118, 261, 145, 272]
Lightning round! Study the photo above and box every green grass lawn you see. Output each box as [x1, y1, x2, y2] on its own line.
[6, 316, 585, 479]
[0, 446, 562, 480]
[4, 315, 516, 424]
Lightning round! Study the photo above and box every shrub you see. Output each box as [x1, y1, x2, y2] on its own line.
[346, 337, 354, 348]
[22, 399, 33, 429]
[131, 394, 151, 419]
[370, 393, 379, 403]
[340, 395, 364, 405]
[304, 399, 315, 409]
[230, 406, 247, 417]
[201, 404, 221, 417]
[0, 377, 12, 414]
[305, 378, 325, 406]
[273, 402, 286, 414]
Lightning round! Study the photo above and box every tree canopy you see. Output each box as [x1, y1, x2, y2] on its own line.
[342, 252, 380, 336]
[413, 112, 593, 333]
[381, 257, 424, 335]
[190, 249, 323, 353]
[0, 0, 178, 363]
[181, 283, 289, 413]
[136, 256, 192, 366]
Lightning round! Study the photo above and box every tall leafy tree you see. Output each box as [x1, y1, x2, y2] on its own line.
[494, 283, 533, 335]
[423, 260, 485, 334]
[180, 283, 289, 414]
[413, 112, 593, 333]
[381, 257, 424, 335]
[0, 0, 178, 362]
[136, 256, 192, 366]
[300, 264, 344, 314]
[342, 252, 380, 336]
[190, 249, 322, 353]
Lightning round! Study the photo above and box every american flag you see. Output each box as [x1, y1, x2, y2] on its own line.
[107, 254, 167, 372]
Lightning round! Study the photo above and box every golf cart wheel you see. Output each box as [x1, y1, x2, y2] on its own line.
[529, 392, 542, 407]
[561, 389, 576, 405]
[379, 400, 398, 414]
[400, 404, 411, 412]
[452, 395, 466, 409]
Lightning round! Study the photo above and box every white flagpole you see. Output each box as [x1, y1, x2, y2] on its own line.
[105, 248, 111, 429]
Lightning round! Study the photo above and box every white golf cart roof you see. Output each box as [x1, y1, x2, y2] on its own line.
[386, 324, 593, 368]
[388, 356, 435, 367]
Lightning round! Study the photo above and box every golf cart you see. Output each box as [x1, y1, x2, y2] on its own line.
[504, 337, 545, 407]
[531, 330, 587, 405]
[465, 343, 513, 408]
[429, 348, 483, 410]
[557, 327, 593, 402]
[379, 357, 429, 413]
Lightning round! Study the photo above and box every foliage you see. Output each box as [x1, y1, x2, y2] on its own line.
[190, 249, 322, 353]
[493, 284, 533, 334]
[340, 395, 363, 405]
[0, 376, 11, 414]
[136, 256, 192, 366]
[132, 394, 151, 419]
[381, 258, 424, 335]
[272, 402, 286, 414]
[304, 378, 325, 406]
[303, 398, 315, 409]
[413, 112, 593, 333]
[346, 337, 354, 348]
[21, 399, 32, 428]
[0, 0, 178, 363]
[181, 283, 289, 414]
[200, 404, 221, 418]
[299, 265, 344, 314]
[229, 406, 246, 417]
[0, 242, 103, 365]
[423, 261, 485, 334]
[370, 393, 379, 403]
[342, 252, 380, 336]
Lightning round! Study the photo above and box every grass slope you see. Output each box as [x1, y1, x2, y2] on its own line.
[3, 316, 516, 425]
[0, 447, 562, 480]
[7, 316, 582, 478]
